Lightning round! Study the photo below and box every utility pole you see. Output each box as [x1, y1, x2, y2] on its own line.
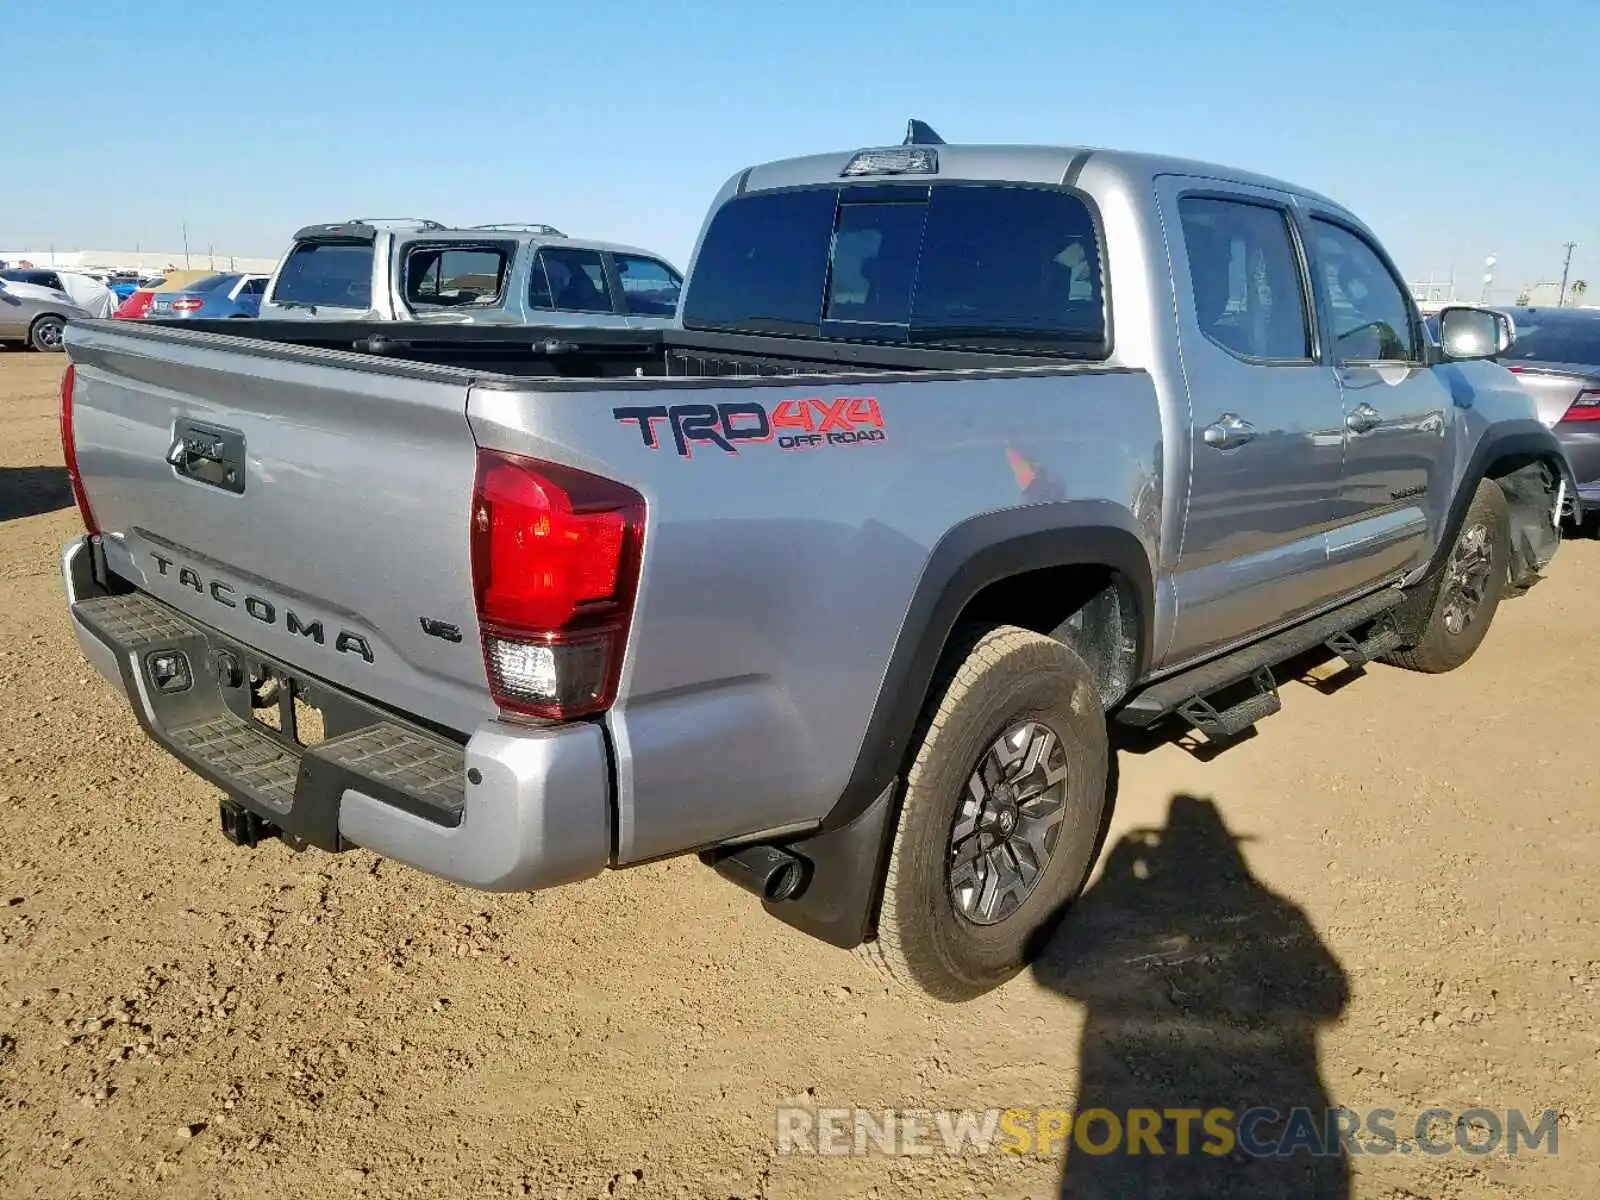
[1559, 241, 1578, 306]
[182, 222, 190, 269]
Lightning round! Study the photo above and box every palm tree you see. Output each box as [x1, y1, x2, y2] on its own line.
[1572, 279, 1588, 305]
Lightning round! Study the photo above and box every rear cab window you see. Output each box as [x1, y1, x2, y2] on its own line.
[270, 240, 373, 309]
[402, 243, 513, 310]
[682, 182, 1107, 355]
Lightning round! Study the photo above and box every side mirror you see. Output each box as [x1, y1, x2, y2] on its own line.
[1437, 305, 1515, 361]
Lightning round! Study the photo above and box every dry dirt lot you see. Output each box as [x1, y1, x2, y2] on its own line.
[1, 349, 1597, 1199]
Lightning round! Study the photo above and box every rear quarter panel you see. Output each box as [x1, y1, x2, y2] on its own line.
[468, 368, 1163, 862]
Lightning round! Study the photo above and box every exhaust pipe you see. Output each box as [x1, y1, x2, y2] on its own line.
[704, 844, 806, 902]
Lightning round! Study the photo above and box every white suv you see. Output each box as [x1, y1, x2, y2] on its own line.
[257, 220, 682, 327]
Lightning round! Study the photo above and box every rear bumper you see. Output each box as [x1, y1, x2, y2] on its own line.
[62, 536, 611, 891]
[1555, 424, 1600, 503]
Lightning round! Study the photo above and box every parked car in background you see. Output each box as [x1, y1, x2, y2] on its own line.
[111, 270, 214, 320]
[1494, 307, 1600, 523]
[0, 276, 91, 351]
[113, 285, 159, 320]
[257, 219, 682, 327]
[2, 267, 72, 293]
[149, 272, 269, 320]
[0, 268, 116, 318]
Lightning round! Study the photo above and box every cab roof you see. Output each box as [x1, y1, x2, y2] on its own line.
[737, 142, 1346, 214]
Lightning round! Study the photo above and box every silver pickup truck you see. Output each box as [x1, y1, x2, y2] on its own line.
[58, 125, 1572, 1001]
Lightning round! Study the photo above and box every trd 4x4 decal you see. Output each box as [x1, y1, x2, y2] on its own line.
[613, 397, 885, 458]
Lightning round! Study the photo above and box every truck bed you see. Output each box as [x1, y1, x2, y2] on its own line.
[135, 317, 1110, 379]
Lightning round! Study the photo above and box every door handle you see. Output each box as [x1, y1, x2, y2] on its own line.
[1203, 413, 1257, 450]
[1346, 403, 1382, 434]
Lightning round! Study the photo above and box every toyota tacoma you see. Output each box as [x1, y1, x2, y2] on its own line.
[58, 123, 1572, 1000]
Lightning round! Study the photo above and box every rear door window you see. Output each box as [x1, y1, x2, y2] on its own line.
[612, 255, 683, 316]
[683, 183, 1107, 354]
[271, 241, 373, 308]
[529, 247, 615, 313]
[1177, 196, 1312, 362]
[403, 244, 511, 309]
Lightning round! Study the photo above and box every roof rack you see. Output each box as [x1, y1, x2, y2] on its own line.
[467, 223, 567, 237]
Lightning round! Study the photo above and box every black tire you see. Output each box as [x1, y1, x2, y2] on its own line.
[28, 315, 66, 353]
[1385, 478, 1510, 673]
[859, 625, 1109, 1001]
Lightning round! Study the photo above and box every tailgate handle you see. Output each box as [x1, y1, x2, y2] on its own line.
[168, 420, 247, 495]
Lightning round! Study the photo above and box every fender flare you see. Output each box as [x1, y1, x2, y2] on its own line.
[763, 501, 1156, 948]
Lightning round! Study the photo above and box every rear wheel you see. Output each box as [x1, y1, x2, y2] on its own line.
[1385, 478, 1510, 673]
[28, 315, 65, 352]
[860, 625, 1109, 1001]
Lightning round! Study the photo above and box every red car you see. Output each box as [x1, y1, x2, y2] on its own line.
[112, 283, 161, 319]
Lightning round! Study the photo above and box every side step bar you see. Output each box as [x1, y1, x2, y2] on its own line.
[1325, 623, 1402, 669]
[1176, 666, 1281, 739]
[1117, 587, 1406, 731]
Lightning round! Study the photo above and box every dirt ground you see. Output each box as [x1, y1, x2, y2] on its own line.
[1, 348, 1597, 1199]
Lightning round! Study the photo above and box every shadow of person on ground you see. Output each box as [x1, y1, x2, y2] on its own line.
[1033, 794, 1350, 1199]
[0, 466, 72, 521]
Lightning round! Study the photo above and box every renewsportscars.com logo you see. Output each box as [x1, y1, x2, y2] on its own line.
[613, 397, 886, 457]
[774, 1106, 1563, 1159]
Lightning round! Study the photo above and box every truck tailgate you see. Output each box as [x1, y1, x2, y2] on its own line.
[65, 321, 492, 734]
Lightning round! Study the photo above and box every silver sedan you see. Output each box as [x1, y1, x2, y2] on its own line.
[0, 277, 93, 352]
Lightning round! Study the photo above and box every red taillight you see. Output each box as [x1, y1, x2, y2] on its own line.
[169, 298, 204, 312]
[1559, 389, 1600, 423]
[113, 290, 152, 319]
[469, 449, 645, 720]
[58, 364, 99, 534]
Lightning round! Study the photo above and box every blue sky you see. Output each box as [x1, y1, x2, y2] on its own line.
[2, 0, 1594, 300]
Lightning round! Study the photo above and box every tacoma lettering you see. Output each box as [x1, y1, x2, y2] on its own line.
[148, 553, 373, 664]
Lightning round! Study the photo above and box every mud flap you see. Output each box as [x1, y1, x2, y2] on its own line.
[1497, 461, 1564, 587]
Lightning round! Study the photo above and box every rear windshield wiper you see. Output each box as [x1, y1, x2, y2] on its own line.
[274, 300, 319, 313]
